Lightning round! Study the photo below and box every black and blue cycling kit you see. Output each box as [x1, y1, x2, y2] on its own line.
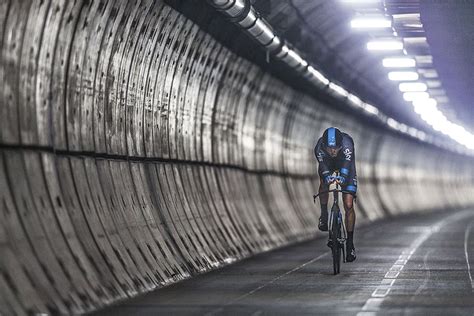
[314, 132, 358, 195]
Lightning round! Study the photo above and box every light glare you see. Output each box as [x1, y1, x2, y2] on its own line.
[410, 98, 474, 150]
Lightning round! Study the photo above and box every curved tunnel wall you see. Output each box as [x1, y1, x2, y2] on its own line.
[0, 1, 473, 314]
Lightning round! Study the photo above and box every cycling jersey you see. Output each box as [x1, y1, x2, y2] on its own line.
[314, 132, 358, 195]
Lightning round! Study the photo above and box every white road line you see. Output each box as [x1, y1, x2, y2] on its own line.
[412, 249, 432, 298]
[358, 210, 474, 316]
[464, 220, 474, 292]
[205, 251, 330, 316]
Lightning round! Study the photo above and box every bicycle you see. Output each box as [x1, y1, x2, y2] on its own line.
[313, 173, 349, 275]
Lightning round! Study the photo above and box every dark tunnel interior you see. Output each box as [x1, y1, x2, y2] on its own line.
[0, 0, 474, 314]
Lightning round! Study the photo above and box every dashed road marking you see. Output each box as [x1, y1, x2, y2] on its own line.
[358, 210, 474, 315]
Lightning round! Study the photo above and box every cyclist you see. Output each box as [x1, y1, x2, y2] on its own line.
[314, 127, 357, 262]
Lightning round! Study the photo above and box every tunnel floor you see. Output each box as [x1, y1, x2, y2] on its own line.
[93, 209, 474, 315]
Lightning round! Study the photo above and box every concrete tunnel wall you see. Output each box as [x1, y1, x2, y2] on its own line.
[0, 0, 474, 314]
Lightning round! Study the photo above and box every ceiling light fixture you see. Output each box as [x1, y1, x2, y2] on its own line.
[412, 97, 437, 109]
[382, 57, 416, 68]
[388, 71, 419, 81]
[367, 39, 403, 51]
[351, 17, 391, 28]
[399, 82, 427, 92]
[341, 0, 381, 3]
[403, 92, 430, 102]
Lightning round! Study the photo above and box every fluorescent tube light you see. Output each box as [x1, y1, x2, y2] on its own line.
[388, 71, 419, 81]
[399, 82, 427, 92]
[351, 17, 391, 28]
[403, 92, 430, 102]
[382, 57, 416, 68]
[363, 103, 379, 115]
[328, 82, 349, 97]
[341, 0, 381, 3]
[307, 66, 330, 86]
[367, 40, 403, 51]
[412, 98, 437, 109]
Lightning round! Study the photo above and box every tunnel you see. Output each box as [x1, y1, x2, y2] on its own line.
[1, 0, 474, 315]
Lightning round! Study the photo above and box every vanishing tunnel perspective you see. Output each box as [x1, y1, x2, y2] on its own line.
[1, 0, 474, 315]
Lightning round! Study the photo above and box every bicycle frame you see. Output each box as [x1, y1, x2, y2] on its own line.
[313, 176, 349, 274]
[329, 187, 347, 262]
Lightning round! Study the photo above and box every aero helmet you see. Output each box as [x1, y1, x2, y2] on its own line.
[322, 127, 343, 148]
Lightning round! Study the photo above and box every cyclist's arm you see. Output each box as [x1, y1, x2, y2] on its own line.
[314, 141, 331, 180]
[340, 139, 354, 180]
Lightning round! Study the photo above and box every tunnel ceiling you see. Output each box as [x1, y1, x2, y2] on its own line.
[253, 0, 425, 131]
[252, 0, 474, 136]
[420, 0, 474, 129]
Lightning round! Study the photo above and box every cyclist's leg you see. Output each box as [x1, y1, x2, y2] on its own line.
[342, 193, 356, 232]
[342, 166, 357, 261]
[342, 162, 357, 232]
[318, 166, 331, 231]
[318, 178, 329, 207]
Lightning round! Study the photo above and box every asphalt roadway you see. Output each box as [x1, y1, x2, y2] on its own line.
[94, 209, 474, 315]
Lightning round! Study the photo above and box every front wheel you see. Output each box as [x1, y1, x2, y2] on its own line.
[330, 211, 341, 275]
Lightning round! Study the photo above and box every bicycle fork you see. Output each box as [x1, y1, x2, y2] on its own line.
[329, 208, 347, 263]
[338, 211, 347, 263]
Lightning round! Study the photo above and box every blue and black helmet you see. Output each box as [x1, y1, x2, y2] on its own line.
[322, 127, 343, 148]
